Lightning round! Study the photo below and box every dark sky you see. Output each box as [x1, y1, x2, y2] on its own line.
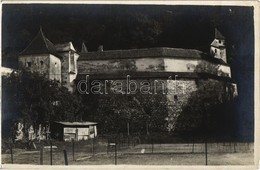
[2, 4, 255, 141]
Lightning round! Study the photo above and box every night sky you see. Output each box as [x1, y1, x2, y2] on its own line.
[2, 4, 255, 141]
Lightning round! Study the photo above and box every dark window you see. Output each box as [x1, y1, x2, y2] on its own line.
[219, 40, 221, 43]
[40, 61, 44, 65]
[27, 62, 31, 67]
[174, 95, 178, 101]
[215, 49, 217, 53]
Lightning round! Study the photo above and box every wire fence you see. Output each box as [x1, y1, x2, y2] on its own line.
[2, 134, 254, 165]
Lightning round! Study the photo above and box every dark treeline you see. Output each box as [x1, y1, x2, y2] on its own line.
[2, 5, 253, 66]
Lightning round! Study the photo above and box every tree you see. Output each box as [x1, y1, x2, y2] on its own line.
[175, 78, 237, 140]
[2, 69, 84, 138]
[88, 91, 168, 135]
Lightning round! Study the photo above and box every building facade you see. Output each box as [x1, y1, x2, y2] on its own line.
[19, 28, 238, 132]
[19, 28, 79, 91]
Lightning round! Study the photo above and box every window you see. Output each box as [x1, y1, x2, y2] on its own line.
[55, 62, 57, 67]
[89, 126, 94, 134]
[215, 49, 217, 53]
[219, 40, 221, 43]
[27, 62, 31, 67]
[40, 61, 44, 66]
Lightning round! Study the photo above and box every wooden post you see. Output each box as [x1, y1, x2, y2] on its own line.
[205, 138, 208, 165]
[40, 144, 43, 165]
[63, 149, 68, 165]
[92, 138, 95, 156]
[204, 104, 208, 166]
[72, 139, 75, 161]
[151, 138, 154, 153]
[114, 143, 117, 165]
[192, 135, 195, 153]
[50, 140, 53, 165]
[127, 136, 130, 148]
[10, 141, 13, 164]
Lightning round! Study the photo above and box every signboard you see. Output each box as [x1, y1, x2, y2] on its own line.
[77, 128, 89, 135]
[64, 127, 76, 134]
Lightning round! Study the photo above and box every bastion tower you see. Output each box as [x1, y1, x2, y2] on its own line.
[19, 28, 237, 132]
[19, 28, 79, 91]
[76, 28, 237, 131]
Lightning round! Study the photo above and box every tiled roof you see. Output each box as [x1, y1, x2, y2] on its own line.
[79, 47, 207, 61]
[79, 47, 227, 65]
[81, 42, 88, 53]
[20, 28, 62, 59]
[215, 28, 225, 40]
[211, 39, 225, 48]
[55, 121, 97, 126]
[55, 42, 76, 52]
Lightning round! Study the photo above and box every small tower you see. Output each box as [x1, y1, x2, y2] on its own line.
[210, 28, 227, 63]
[81, 42, 88, 53]
[19, 28, 62, 81]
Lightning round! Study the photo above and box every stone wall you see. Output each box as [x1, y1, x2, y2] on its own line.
[49, 54, 61, 81]
[58, 51, 79, 91]
[77, 75, 236, 132]
[60, 51, 70, 84]
[19, 54, 50, 74]
[77, 57, 231, 77]
[166, 79, 198, 131]
[19, 54, 61, 81]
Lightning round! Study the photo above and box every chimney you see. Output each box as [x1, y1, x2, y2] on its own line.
[98, 45, 103, 52]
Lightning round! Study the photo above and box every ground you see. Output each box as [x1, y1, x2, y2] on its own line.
[1, 141, 254, 166]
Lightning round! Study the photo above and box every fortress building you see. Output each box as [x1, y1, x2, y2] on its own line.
[19, 28, 79, 91]
[19, 28, 238, 131]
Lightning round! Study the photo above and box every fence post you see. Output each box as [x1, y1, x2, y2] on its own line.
[40, 143, 43, 165]
[9, 140, 13, 164]
[63, 149, 68, 165]
[205, 138, 208, 166]
[72, 139, 75, 161]
[114, 143, 117, 165]
[92, 138, 95, 156]
[50, 140, 52, 165]
[192, 135, 195, 153]
[151, 138, 154, 153]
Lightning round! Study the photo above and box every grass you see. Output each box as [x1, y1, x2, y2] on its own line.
[2, 151, 254, 165]
[2, 143, 254, 165]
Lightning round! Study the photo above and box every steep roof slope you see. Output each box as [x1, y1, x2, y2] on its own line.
[20, 28, 62, 59]
[78, 47, 227, 65]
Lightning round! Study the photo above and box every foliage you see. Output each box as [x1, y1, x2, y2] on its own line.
[195, 62, 220, 75]
[85, 92, 168, 135]
[175, 78, 237, 138]
[2, 69, 84, 137]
